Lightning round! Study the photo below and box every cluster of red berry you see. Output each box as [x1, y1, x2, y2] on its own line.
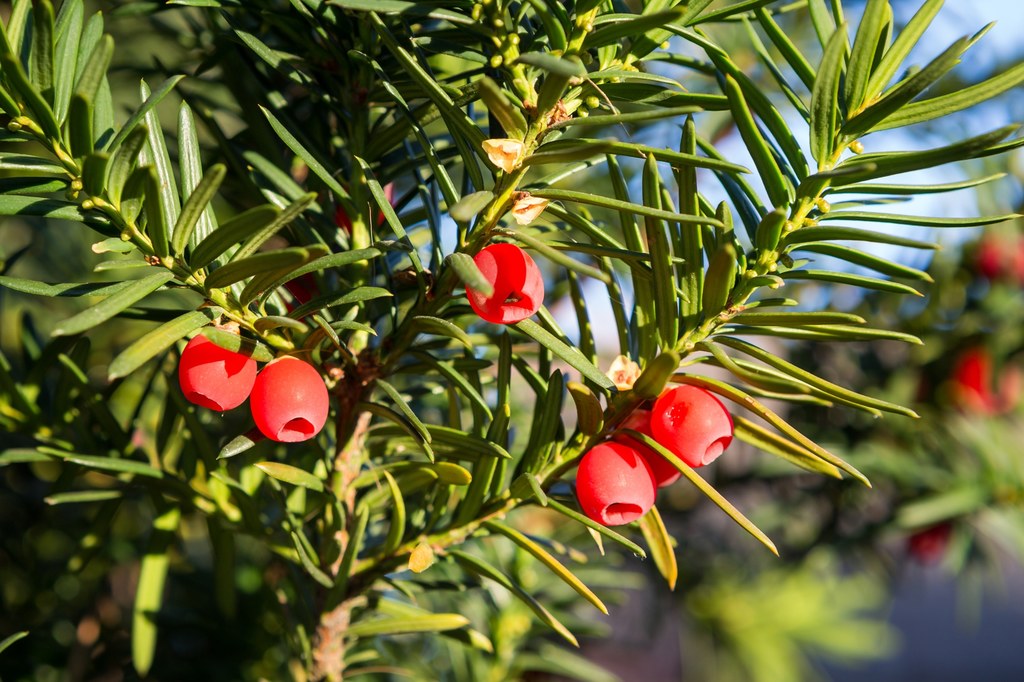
[178, 335, 329, 442]
[576, 385, 734, 527]
[179, 242, 728, 529]
[464, 243, 736, 527]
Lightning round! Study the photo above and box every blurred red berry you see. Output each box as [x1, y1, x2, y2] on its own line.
[615, 409, 681, 487]
[975, 236, 1006, 280]
[949, 347, 1021, 415]
[335, 183, 395, 233]
[950, 348, 998, 413]
[466, 243, 544, 324]
[178, 335, 257, 412]
[1013, 240, 1024, 285]
[284, 273, 318, 312]
[650, 385, 733, 468]
[975, 233, 1024, 285]
[250, 357, 329, 442]
[575, 442, 656, 526]
[334, 204, 352, 233]
[908, 523, 952, 565]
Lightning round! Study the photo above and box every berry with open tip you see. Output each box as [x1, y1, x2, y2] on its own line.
[466, 243, 544, 325]
[250, 356, 329, 442]
[650, 385, 733, 468]
[615, 409, 682, 487]
[575, 442, 656, 526]
[178, 335, 257, 412]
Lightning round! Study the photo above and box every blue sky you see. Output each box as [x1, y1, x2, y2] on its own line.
[553, 0, 1024, 351]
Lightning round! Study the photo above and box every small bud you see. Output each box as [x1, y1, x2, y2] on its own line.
[6, 119, 21, 132]
[511, 193, 549, 225]
[632, 351, 680, 399]
[482, 138, 525, 173]
[81, 199, 94, 210]
[850, 140, 864, 154]
[489, 55, 503, 68]
[585, 96, 600, 109]
[815, 198, 831, 214]
[605, 355, 641, 391]
[409, 542, 435, 573]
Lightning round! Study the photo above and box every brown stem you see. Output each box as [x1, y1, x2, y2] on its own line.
[312, 598, 353, 682]
[311, 353, 378, 680]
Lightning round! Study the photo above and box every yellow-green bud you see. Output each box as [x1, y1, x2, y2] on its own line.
[633, 351, 681, 399]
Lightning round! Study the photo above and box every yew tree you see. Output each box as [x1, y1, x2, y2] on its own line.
[1, 0, 1022, 680]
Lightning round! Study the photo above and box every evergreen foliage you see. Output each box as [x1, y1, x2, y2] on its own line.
[1, 0, 1021, 679]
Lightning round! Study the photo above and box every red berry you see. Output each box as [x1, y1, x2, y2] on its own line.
[575, 442, 656, 526]
[615, 410, 681, 487]
[177, 335, 257, 412]
[284, 273, 318, 312]
[949, 347, 1021, 415]
[250, 357, 329, 442]
[950, 348, 998, 413]
[975, 236, 1006, 280]
[1013, 241, 1024, 285]
[334, 203, 353, 234]
[975, 234, 1024, 285]
[908, 523, 952, 565]
[650, 385, 733, 468]
[335, 183, 395, 234]
[466, 243, 544, 325]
